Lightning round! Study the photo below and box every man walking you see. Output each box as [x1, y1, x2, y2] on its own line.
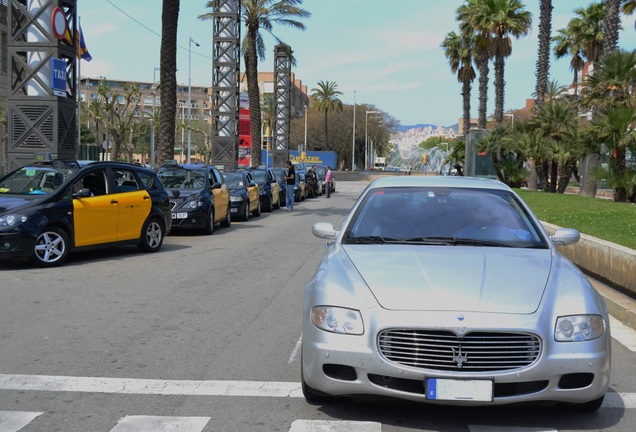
[283, 160, 296, 210]
[325, 165, 332, 198]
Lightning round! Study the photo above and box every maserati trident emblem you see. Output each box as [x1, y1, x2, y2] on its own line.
[452, 347, 468, 368]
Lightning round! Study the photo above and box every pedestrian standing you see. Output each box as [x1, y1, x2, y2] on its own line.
[283, 160, 296, 210]
[325, 165, 332, 198]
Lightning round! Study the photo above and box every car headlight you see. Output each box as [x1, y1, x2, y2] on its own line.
[555, 315, 605, 342]
[0, 214, 28, 227]
[230, 196, 243, 202]
[185, 200, 202, 209]
[311, 306, 364, 335]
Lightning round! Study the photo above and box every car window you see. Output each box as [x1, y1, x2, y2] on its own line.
[224, 173, 243, 188]
[157, 167, 205, 189]
[345, 187, 547, 248]
[0, 167, 69, 195]
[81, 169, 108, 196]
[113, 168, 140, 193]
[139, 172, 158, 190]
[251, 170, 266, 184]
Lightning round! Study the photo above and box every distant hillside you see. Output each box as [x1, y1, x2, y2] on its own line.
[398, 123, 459, 133]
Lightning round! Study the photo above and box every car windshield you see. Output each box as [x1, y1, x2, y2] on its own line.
[273, 170, 284, 182]
[343, 186, 548, 249]
[224, 172, 244, 188]
[157, 168, 205, 189]
[0, 166, 73, 195]
[315, 166, 325, 179]
[251, 170, 267, 184]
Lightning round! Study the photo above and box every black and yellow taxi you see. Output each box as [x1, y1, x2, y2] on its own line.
[250, 167, 281, 212]
[224, 170, 261, 221]
[156, 163, 231, 235]
[0, 159, 172, 267]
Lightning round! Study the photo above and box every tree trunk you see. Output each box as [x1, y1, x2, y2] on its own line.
[494, 49, 505, 124]
[602, 0, 621, 56]
[159, 0, 180, 165]
[323, 110, 328, 151]
[580, 154, 598, 197]
[462, 78, 471, 138]
[477, 49, 489, 129]
[245, 28, 262, 168]
[534, 0, 552, 108]
[549, 160, 558, 193]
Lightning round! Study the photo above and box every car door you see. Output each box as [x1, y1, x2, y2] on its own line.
[210, 168, 229, 223]
[72, 169, 119, 247]
[268, 170, 280, 204]
[110, 168, 152, 241]
[245, 172, 259, 211]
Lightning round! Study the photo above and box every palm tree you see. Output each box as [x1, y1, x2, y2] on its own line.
[622, 0, 636, 28]
[574, 2, 606, 65]
[261, 93, 275, 150]
[530, 99, 579, 193]
[159, 0, 180, 165]
[602, 0, 622, 55]
[457, 0, 492, 129]
[478, 0, 532, 123]
[534, 0, 553, 108]
[201, 0, 310, 168]
[552, 25, 586, 96]
[311, 81, 343, 152]
[441, 29, 476, 138]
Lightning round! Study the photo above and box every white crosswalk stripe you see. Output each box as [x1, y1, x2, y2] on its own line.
[289, 420, 382, 431]
[110, 415, 210, 432]
[0, 411, 42, 431]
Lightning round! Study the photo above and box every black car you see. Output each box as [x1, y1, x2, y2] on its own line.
[156, 163, 231, 235]
[250, 168, 281, 212]
[224, 170, 261, 221]
[0, 159, 172, 267]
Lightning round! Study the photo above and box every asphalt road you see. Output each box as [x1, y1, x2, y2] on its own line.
[0, 181, 635, 432]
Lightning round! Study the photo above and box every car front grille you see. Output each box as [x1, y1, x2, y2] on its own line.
[378, 329, 541, 373]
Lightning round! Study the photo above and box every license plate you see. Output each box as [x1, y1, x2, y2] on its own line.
[172, 212, 188, 219]
[230, 208, 238, 213]
[426, 378, 493, 401]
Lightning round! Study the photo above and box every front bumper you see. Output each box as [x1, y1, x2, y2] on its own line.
[0, 230, 34, 260]
[302, 308, 611, 406]
[169, 208, 207, 229]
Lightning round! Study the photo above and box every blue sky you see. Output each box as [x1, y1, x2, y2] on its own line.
[80, 1, 636, 127]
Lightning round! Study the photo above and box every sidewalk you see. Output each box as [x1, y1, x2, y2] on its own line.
[590, 278, 636, 330]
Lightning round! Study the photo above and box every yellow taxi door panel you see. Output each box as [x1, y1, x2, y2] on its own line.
[73, 195, 119, 247]
[213, 185, 229, 223]
[114, 190, 152, 241]
[249, 186, 259, 211]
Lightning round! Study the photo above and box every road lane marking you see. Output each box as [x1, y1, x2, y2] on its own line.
[0, 411, 42, 431]
[0, 374, 303, 398]
[289, 334, 302, 363]
[290, 420, 382, 432]
[609, 316, 636, 352]
[470, 427, 556, 432]
[110, 415, 210, 432]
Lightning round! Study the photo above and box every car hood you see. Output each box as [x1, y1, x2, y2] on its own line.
[169, 189, 202, 202]
[343, 245, 552, 314]
[0, 197, 33, 213]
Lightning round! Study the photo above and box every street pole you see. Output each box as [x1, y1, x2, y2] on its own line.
[188, 36, 199, 164]
[151, 66, 159, 166]
[365, 110, 381, 170]
[352, 91, 356, 171]
[304, 104, 308, 153]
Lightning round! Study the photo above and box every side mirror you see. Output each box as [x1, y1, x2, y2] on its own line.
[312, 222, 339, 240]
[211, 181, 221, 190]
[551, 228, 580, 246]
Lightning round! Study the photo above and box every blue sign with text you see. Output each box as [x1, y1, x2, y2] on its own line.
[51, 58, 67, 97]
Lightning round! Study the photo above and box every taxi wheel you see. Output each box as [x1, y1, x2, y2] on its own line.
[202, 207, 214, 235]
[31, 226, 69, 267]
[265, 196, 273, 213]
[138, 217, 165, 252]
[274, 193, 281, 210]
[252, 198, 261, 217]
[220, 206, 231, 228]
[241, 202, 250, 221]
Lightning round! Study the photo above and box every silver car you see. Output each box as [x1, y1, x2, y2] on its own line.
[302, 176, 611, 410]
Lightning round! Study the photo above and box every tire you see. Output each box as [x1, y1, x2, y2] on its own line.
[274, 193, 281, 210]
[31, 226, 70, 267]
[220, 205, 231, 228]
[138, 217, 165, 252]
[241, 202, 250, 221]
[301, 355, 333, 405]
[265, 196, 273, 213]
[202, 207, 214, 235]
[252, 198, 261, 217]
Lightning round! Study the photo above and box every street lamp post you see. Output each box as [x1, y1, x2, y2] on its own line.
[151, 66, 159, 166]
[187, 36, 200, 164]
[352, 91, 356, 171]
[365, 110, 380, 170]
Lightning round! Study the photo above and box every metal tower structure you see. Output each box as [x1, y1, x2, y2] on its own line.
[211, 0, 240, 171]
[272, 43, 291, 168]
[7, 0, 77, 170]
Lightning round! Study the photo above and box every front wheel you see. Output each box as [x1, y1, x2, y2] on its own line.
[252, 198, 261, 217]
[220, 205, 231, 228]
[138, 217, 165, 252]
[202, 207, 214, 235]
[31, 226, 70, 267]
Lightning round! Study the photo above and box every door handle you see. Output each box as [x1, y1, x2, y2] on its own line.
[110, 199, 118, 204]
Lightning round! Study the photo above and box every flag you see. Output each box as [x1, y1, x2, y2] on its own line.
[75, 23, 92, 62]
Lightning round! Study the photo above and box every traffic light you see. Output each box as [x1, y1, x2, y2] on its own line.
[422, 153, 428, 165]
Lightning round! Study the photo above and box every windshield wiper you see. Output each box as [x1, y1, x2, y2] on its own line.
[345, 235, 395, 244]
[403, 236, 511, 247]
